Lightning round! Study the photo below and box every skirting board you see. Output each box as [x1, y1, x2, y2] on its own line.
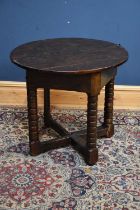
[0, 81, 140, 110]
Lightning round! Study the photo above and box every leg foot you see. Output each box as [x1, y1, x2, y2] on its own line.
[86, 148, 98, 165]
[30, 141, 41, 156]
[106, 124, 114, 138]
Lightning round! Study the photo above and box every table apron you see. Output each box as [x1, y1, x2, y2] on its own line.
[26, 68, 117, 93]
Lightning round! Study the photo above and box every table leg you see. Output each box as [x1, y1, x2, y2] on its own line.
[27, 84, 41, 155]
[86, 94, 98, 165]
[44, 88, 69, 136]
[104, 78, 114, 137]
[44, 88, 52, 126]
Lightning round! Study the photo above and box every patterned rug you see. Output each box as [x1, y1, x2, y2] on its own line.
[0, 107, 139, 210]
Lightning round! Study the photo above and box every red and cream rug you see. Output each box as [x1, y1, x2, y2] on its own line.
[0, 107, 139, 210]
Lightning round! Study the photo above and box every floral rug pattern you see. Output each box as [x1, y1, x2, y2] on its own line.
[0, 107, 140, 210]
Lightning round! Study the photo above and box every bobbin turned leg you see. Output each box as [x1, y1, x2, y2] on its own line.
[27, 83, 41, 155]
[44, 88, 52, 126]
[86, 94, 98, 165]
[104, 78, 115, 137]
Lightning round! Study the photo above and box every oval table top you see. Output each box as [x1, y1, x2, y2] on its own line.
[10, 38, 128, 74]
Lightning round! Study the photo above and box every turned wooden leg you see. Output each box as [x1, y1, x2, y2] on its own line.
[104, 78, 115, 137]
[27, 83, 41, 155]
[44, 88, 52, 126]
[86, 94, 98, 165]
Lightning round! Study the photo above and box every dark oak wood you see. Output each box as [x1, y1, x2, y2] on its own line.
[86, 94, 98, 165]
[10, 38, 128, 165]
[45, 117, 69, 136]
[44, 88, 51, 126]
[26, 82, 41, 156]
[10, 38, 128, 74]
[103, 78, 115, 137]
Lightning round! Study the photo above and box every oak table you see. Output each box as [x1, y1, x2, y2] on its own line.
[10, 38, 128, 165]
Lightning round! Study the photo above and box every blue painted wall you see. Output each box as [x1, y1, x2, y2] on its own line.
[0, 0, 140, 85]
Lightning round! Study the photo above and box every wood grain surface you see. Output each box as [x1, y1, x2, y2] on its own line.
[10, 38, 128, 74]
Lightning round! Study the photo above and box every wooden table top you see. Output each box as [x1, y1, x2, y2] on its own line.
[10, 38, 128, 74]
